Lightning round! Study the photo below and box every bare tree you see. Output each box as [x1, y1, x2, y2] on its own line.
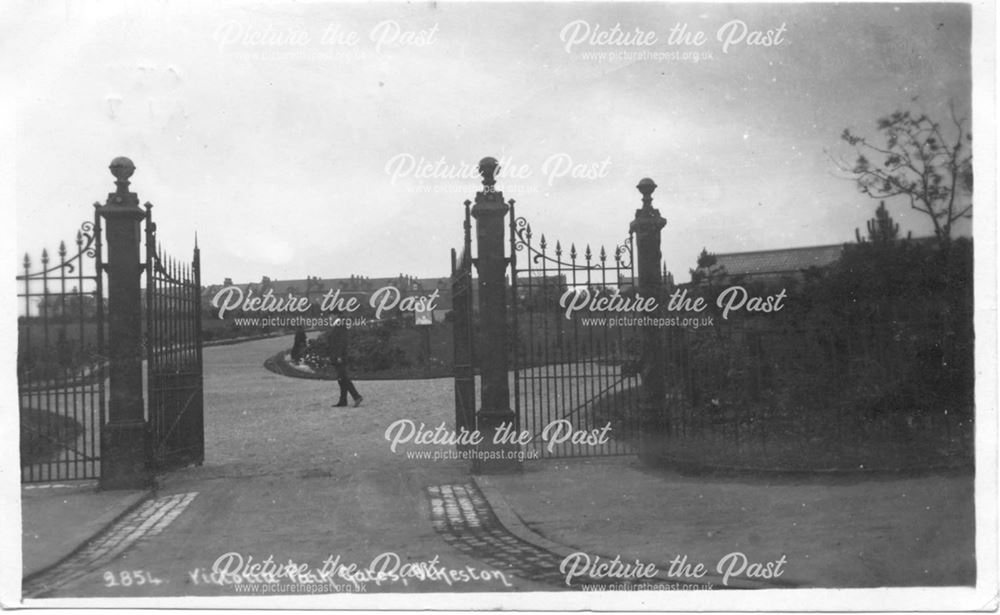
[839, 103, 972, 247]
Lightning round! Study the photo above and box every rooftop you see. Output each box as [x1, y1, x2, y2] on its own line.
[706, 244, 846, 278]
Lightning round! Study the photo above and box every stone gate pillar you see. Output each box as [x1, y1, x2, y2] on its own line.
[630, 178, 667, 464]
[99, 157, 152, 489]
[471, 157, 520, 473]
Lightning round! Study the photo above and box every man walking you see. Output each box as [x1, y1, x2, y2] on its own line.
[328, 310, 363, 407]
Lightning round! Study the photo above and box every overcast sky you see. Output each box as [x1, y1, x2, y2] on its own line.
[7, 1, 973, 284]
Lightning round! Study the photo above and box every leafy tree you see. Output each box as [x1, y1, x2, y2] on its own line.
[839, 104, 972, 247]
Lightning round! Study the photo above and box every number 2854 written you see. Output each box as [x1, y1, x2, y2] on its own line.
[102, 570, 165, 587]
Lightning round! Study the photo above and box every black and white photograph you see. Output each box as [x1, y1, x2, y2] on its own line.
[1, 0, 996, 610]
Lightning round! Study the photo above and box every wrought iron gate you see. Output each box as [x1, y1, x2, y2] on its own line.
[18, 160, 205, 484]
[17, 215, 106, 482]
[451, 200, 477, 446]
[145, 206, 204, 470]
[508, 202, 641, 458]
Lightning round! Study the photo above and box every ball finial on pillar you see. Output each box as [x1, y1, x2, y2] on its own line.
[109, 157, 135, 181]
[637, 177, 657, 206]
[109, 157, 136, 197]
[479, 156, 499, 189]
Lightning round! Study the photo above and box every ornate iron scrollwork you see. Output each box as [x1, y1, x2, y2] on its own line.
[17, 220, 99, 280]
[512, 216, 531, 253]
[615, 233, 635, 270]
[512, 214, 634, 272]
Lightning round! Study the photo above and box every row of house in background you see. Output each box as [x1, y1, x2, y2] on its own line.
[30, 205, 942, 322]
[28, 240, 890, 321]
[200, 273, 455, 323]
[191, 204, 954, 326]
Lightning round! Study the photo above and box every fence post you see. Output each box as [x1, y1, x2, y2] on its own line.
[98, 157, 152, 489]
[630, 178, 667, 464]
[471, 157, 520, 473]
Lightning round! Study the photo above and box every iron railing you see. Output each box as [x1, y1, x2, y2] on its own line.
[145, 204, 204, 470]
[17, 213, 106, 482]
[508, 202, 641, 458]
